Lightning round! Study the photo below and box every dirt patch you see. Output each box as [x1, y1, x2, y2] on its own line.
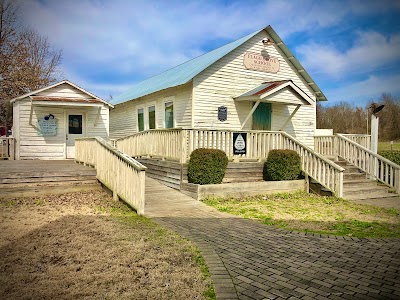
[0, 191, 211, 299]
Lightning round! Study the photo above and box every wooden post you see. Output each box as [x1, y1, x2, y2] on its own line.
[371, 114, 379, 155]
[138, 170, 145, 215]
[333, 135, 339, 161]
[395, 168, 400, 194]
[180, 130, 188, 164]
[304, 174, 310, 193]
[9, 138, 15, 160]
[337, 171, 344, 198]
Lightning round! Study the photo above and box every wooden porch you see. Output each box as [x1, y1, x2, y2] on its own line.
[0, 160, 101, 198]
[315, 134, 400, 199]
[115, 128, 345, 197]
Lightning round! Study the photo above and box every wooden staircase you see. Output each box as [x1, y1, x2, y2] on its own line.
[336, 159, 398, 201]
[0, 160, 102, 198]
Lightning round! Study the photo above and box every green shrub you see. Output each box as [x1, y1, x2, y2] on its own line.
[379, 151, 400, 165]
[264, 149, 301, 181]
[187, 148, 228, 185]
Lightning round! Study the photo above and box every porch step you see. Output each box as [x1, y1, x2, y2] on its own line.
[344, 172, 367, 180]
[0, 160, 101, 198]
[343, 179, 380, 188]
[333, 159, 399, 201]
[344, 191, 398, 201]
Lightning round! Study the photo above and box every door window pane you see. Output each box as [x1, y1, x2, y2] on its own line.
[148, 106, 156, 129]
[138, 108, 144, 132]
[165, 102, 173, 128]
[68, 115, 82, 134]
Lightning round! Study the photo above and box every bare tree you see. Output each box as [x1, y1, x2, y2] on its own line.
[317, 94, 400, 141]
[0, 0, 62, 133]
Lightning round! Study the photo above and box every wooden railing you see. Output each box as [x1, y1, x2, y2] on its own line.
[340, 134, 371, 150]
[114, 129, 344, 197]
[116, 129, 184, 162]
[75, 137, 147, 215]
[187, 129, 283, 161]
[282, 132, 344, 197]
[337, 134, 400, 193]
[0, 137, 15, 160]
[314, 134, 371, 157]
[314, 135, 336, 157]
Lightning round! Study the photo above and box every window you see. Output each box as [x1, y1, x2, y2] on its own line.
[165, 101, 174, 128]
[148, 105, 156, 129]
[68, 115, 82, 134]
[137, 108, 144, 132]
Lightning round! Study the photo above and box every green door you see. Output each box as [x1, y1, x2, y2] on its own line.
[252, 102, 271, 130]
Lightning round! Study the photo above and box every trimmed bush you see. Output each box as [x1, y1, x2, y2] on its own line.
[379, 151, 400, 166]
[187, 148, 228, 185]
[264, 149, 301, 181]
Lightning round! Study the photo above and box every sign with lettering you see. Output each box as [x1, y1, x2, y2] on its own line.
[218, 106, 227, 122]
[37, 114, 57, 136]
[233, 132, 247, 155]
[243, 52, 280, 73]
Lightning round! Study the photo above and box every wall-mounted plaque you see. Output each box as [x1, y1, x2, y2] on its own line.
[218, 106, 227, 122]
[243, 52, 280, 73]
[37, 114, 57, 136]
[233, 132, 247, 155]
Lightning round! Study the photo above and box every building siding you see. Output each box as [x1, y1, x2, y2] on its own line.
[110, 82, 192, 139]
[14, 84, 109, 160]
[193, 30, 317, 148]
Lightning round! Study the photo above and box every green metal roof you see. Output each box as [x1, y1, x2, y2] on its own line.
[112, 25, 327, 105]
[111, 29, 262, 105]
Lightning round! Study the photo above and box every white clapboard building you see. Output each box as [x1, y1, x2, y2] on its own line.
[11, 80, 113, 160]
[110, 25, 326, 149]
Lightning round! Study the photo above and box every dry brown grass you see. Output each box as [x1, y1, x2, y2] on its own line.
[0, 191, 212, 299]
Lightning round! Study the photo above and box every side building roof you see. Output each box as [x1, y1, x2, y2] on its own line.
[112, 25, 326, 105]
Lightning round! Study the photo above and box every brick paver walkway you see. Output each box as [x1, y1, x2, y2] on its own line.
[145, 178, 400, 300]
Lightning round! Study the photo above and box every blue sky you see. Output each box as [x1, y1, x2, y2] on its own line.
[20, 0, 400, 107]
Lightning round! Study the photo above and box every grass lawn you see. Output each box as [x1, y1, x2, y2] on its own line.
[379, 141, 400, 151]
[0, 191, 215, 300]
[203, 191, 400, 238]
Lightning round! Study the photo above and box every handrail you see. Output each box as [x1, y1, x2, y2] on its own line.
[337, 134, 400, 193]
[113, 128, 344, 196]
[314, 135, 336, 157]
[282, 132, 344, 197]
[116, 129, 184, 162]
[340, 134, 371, 150]
[0, 137, 15, 160]
[75, 137, 147, 214]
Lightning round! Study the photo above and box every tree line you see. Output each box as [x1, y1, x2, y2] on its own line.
[317, 94, 400, 141]
[0, 0, 62, 131]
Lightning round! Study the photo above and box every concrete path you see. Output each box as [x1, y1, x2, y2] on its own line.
[145, 178, 400, 300]
[351, 196, 400, 210]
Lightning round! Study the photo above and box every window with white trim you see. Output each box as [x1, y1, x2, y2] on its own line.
[164, 101, 174, 128]
[137, 108, 144, 132]
[148, 105, 156, 129]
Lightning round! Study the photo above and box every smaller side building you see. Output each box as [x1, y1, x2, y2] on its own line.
[10, 80, 113, 160]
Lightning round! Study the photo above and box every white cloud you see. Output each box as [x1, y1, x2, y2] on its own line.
[326, 74, 400, 104]
[17, 0, 400, 101]
[297, 31, 400, 78]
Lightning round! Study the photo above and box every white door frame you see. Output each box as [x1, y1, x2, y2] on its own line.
[64, 109, 87, 159]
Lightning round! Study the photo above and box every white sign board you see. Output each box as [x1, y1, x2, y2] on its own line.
[243, 52, 280, 73]
[37, 115, 57, 136]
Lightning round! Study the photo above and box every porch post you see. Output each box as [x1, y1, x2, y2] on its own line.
[240, 100, 260, 130]
[279, 104, 301, 131]
[180, 129, 188, 164]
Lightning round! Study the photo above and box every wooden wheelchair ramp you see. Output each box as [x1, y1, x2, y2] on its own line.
[0, 160, 101, 198]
